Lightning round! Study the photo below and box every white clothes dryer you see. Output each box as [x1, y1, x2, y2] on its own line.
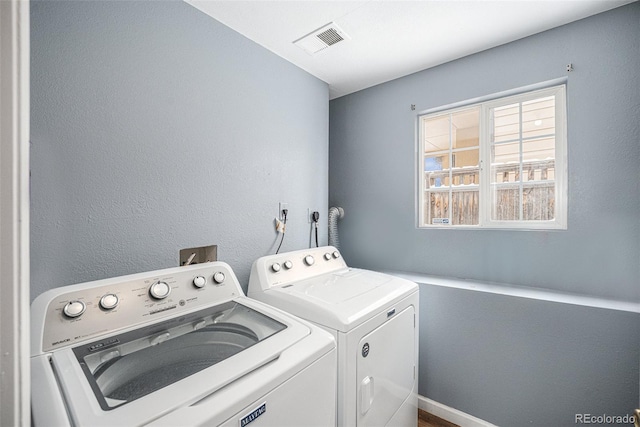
[31, 262, 337, 427]
[248, 246, 419, 427]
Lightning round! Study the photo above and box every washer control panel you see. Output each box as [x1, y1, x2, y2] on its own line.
[249, 246, 347, 291]
[33, 262, 241, 353]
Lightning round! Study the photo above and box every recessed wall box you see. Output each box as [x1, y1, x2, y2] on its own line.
[180, 245, 217, 266]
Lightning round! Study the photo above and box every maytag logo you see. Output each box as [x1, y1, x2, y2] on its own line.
[240, 403, 266, 427]
[51, 338, 71, 347]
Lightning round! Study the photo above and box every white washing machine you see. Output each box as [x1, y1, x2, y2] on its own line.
[248, 246, 419, 427]
[31, 262, 337, 427]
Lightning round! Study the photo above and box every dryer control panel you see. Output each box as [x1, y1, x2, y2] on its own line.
[249, 246, 348, 291]
[31, 262, 242, 353]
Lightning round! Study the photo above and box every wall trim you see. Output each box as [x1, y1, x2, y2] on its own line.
[418, 395, 497, 427]
[384, 271, 640, 314]
[0, 0, 30, 424]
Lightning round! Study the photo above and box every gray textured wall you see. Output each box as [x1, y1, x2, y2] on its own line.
[420, 284, 639, 427]
[329, 3, 640, 426]
[30, 0, 328, 298]
[329, 3, 640, 303]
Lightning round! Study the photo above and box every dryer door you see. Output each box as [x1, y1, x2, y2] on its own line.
[356, 306, 415, 427]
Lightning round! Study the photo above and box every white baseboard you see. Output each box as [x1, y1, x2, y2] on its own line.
[418, 395, 497, 427]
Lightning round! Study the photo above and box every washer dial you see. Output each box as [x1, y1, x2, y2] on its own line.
[213, 272, 226, 284]
[271, 263, 281, 273]
[283, 260, 293, 270]
[99, 294, 119, 310]
[304, 255, 315, 266]
[63, 301, 86, 318]
[149, 281, 171, 299]
[193, 276, 206, 288]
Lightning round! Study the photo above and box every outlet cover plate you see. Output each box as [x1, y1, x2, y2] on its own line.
[279, 202, 289, 220]
[307, 208, 320, 223]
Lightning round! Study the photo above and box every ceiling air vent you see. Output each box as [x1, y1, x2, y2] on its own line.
[317, 27, 343, 46]
[294, 22, 349, 55]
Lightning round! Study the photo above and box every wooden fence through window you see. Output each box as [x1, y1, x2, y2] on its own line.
[424, 159, 555, 225]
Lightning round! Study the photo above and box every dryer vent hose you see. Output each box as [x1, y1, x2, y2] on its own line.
[328, 207, 345, 249]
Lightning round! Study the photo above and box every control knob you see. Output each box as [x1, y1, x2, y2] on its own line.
[332, 251, 340, 259]
[324, 253, 332, 261]
[63, 300, 86, 318]
[271, 263, 281, 272]
[304, 255, 315, 266]
[193, 276, 206, 288]
[149, 281, 171, 299]
[99, 294, 119, 310]
[213, 272, 225, 284]
[283, 260, 293, 270]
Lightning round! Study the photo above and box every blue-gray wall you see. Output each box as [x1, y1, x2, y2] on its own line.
[419, 283, 639, 427]
[30, 0, 328, 298]
[329, 3, 639, 303]
[330, 3, 640, 426]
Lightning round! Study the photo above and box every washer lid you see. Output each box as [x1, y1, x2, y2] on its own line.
[71, 301, 287, 411]
[44, 297, 335, 427]
[264, 269, 418, 332]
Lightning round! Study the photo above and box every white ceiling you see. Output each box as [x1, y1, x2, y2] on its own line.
[185, 0, 635, 99]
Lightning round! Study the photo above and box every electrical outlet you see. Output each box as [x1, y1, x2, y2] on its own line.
[307, 208, 320, 223]
[180, 245, 217, 266]
[279, 202, 289, 220]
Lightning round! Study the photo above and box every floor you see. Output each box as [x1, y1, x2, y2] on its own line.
[418, 409, 460, 427]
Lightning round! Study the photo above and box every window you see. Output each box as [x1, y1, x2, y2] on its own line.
[418, 85, 567, 229]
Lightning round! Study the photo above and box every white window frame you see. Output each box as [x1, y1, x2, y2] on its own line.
[417, 84, 567, 230]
